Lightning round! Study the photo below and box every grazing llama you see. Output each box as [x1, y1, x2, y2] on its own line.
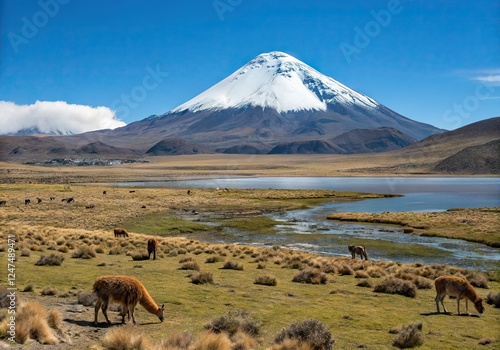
[434, 276, 485, 315]
[93, 275, 165, 325]
[348, 245, 369, 260]
[147, 238, 158, 260]
[114, 228, 129, 237]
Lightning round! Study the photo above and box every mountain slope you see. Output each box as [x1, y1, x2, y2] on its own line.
[330, 127, 417, 153]
[115, 51, 443, 150]
[433, 139, 500, 174]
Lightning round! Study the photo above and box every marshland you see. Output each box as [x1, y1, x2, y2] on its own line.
[0, 158, 499, 349]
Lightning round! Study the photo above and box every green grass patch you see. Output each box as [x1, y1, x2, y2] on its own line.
[122, 213, 211, 235]
[217, 216, 279, 235]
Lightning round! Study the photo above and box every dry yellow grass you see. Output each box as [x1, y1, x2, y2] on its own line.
[0, 174, 498, 349]
[327, 208, 500, 247]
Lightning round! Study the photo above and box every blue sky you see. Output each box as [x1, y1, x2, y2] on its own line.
[1, 0, 499, 133]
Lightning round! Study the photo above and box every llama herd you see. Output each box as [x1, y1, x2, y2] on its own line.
[90, 235, 486, 326]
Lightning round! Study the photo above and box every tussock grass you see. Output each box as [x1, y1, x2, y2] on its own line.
[486, 291, 500, 308]
[292, 268, 328, 284]
[205, 309, 261, 337]
[193, 330, 232, 350]
[205, 255, 224, 263]
[191, 272, 214, 285]
[0, 301, 60, 344]
[180, 261, 201, 271]
[274, 319, 334, 350]
[374, 277, 417, 298]
[356, 279, 374, 288]
[254, 275, 278, 286]
[222, 261, 244, 270]
[1, 183, 499, 349]
[100, 324, 153, 350]
[131, 250, 151, 261]
[35, 252, 65, 266]
[71, 245, 97, 259]
[41, 286, 58, 296]
[392, 322, 424, 349]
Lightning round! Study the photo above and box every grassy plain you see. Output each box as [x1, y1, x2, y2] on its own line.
[0, 183, 498, 349]
[0, 158, 499, 349]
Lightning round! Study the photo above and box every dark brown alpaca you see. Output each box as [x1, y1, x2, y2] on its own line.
[93, 275, 165, 325]
[147, 238, 158, 260]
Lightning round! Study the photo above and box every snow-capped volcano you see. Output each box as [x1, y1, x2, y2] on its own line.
[114, 51, 444, 152]
[172, 51, 379, 113]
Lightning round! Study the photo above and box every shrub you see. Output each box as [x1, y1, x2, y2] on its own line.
[191, 272, 214, 285]
[366, 266, 386, 278]
[374, 277, 417, 298]
[268, 338, 314, 350]
[392, 322, 424, 348]
[464, 271, 489, 289]
[205, 309, 261, 337]
[412, 276, 433, 290]
[193, 331, 232, 350]
[23, 284, 34, 292]
[156, 331, 194, 349]
[337, 264, 354, 276]
[101, 324, 153, 350]
[274, 319, 334, 350]
[35, 253, 64, 266]
[108, 247, 122, 255]
[292, 268, 328, 284]
[130, 251, 150, 261]
[355, 270, 369, 279]
[71, 246, 96, 259]
[20, 249, 31, 257]
[254, 275, 278, 286]
[356, 279, 374, 288]
[206, 256, 224, 263]
[180, 261, 201, 271]
[222, 261, 244, 271]
[41, 287, 58, 296]
[6, 301, 58, 344]
[179, 256, 194, 263]
[486, 291, 500, 308]
[57, 246, 69, 253]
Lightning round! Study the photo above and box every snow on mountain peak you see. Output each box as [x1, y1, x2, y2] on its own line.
[170, 51, 379, 114]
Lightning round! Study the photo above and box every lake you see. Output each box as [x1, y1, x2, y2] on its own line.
[112, 177, 500, 271]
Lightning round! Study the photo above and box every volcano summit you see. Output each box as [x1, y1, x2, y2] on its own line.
[119, 51, 442, 153]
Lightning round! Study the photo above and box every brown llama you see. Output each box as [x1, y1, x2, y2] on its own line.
[93, 275, 165, 325]
[348, 245, 369, 260]
[435, 276, 485, 315]
[114, 228, 129, 237]
[147, 238, 158, 260]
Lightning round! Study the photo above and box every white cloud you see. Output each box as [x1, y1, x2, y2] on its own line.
[472, 74, 500, 85]
[0, 100, 126, 135]
[455, 68, 500, 86]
